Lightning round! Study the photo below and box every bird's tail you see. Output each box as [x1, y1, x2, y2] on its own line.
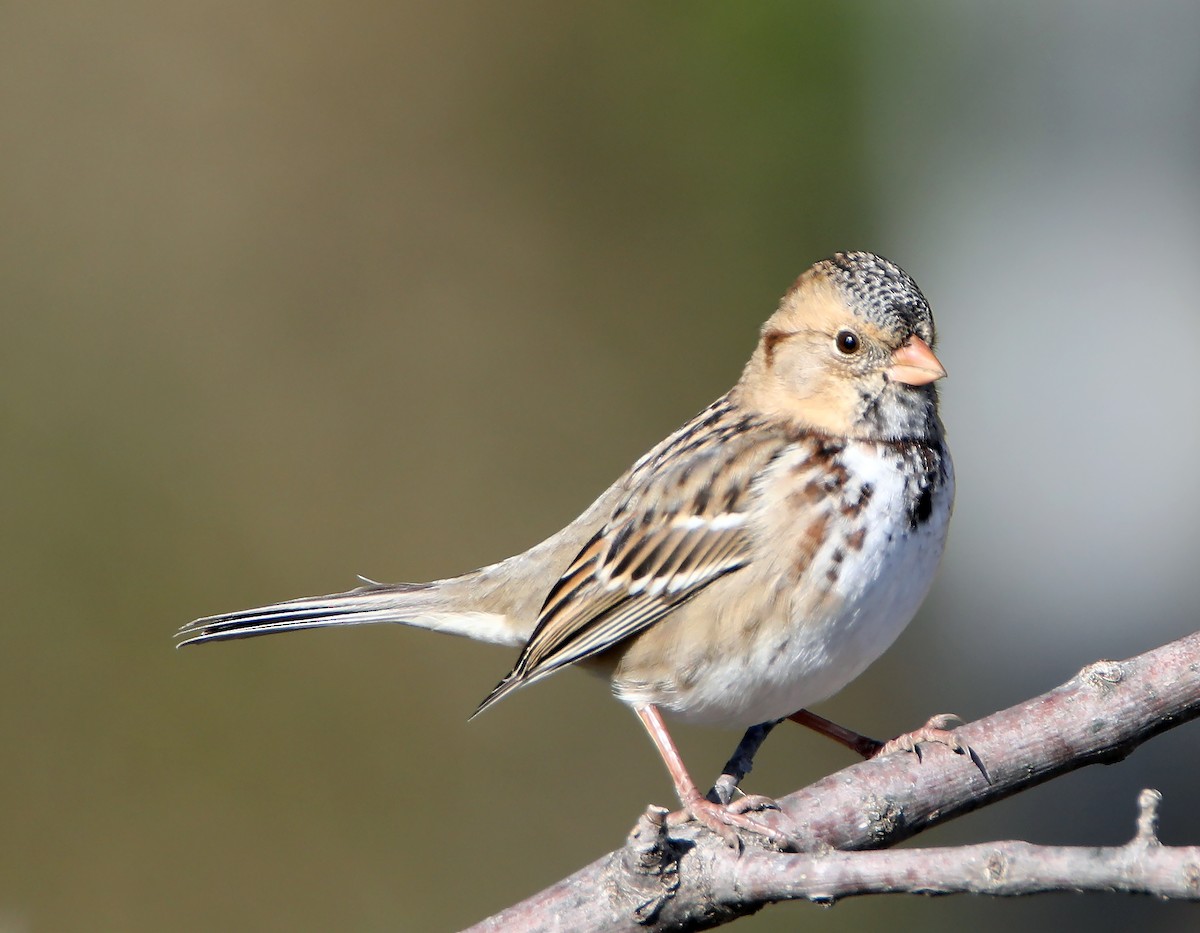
[176, 577, 525, 649]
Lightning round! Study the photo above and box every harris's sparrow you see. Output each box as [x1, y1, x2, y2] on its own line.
[179, 251, 954, 845]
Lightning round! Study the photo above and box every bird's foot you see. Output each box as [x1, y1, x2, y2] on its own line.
[874, 712, 964, 757]
[726, 792, 780, 816]
[667, 792, 795, 851]
[874, 713, 990, 782]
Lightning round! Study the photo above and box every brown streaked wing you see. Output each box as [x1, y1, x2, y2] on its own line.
[474, 411, 794, 716]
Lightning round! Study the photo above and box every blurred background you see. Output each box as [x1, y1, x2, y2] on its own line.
[3, 2, 1199, 931]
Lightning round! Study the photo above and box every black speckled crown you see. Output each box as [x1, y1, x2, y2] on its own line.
[823, 252, 936, 347]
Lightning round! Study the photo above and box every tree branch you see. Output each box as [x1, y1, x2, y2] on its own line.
[730, 790, 1200, 903]
[466, 631, 1200, 931]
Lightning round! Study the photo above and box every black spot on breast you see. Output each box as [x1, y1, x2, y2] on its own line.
[814, 439, 845, 461]
[841, 482, 874, 518]
[909, 485, 933, 528]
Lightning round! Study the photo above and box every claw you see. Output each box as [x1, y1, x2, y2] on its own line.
[673, 795, 796, 851]
[727, 793, 780, 816]
[874, 713, 990, 782]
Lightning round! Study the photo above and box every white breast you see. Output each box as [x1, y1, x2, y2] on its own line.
[630, 439, 954, 727]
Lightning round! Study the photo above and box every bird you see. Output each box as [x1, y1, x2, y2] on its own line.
[178, 251, 954, 847]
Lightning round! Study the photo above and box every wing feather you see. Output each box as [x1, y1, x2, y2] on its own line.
[475, 398, 795, 715]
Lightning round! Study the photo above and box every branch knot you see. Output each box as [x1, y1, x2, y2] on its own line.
[613, 806, 684, 925]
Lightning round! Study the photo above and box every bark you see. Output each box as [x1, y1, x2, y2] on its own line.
[466, 631, 1200, 931]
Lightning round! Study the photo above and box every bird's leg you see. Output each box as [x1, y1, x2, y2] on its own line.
[711, 710, 971, 806]
[712, 708, 972, 805]
[789, 708, 989, 780]
[635, 706, 794, 850]
[787, 708, 884, 758]
[707, 719, 782, 806]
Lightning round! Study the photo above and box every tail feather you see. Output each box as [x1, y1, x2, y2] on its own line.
[177, 580, 523, 649]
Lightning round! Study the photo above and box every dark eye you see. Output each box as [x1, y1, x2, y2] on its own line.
[835, 330, 860, 354]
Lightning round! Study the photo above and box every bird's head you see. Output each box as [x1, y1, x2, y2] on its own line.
[738, 251, 946, 442]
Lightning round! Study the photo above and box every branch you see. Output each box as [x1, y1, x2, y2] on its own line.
[729, 791, 1200, 902]
[466, 631, 1200, 932]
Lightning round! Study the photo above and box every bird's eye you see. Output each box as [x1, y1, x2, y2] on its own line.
[835, 330, 860, 355]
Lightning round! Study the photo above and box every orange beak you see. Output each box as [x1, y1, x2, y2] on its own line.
[887, 335, 946, 386]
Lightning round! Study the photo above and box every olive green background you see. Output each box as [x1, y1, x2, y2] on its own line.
[3, 3, 1200, 931]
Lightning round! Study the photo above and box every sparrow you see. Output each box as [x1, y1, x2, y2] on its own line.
[178, 251, 954, 847]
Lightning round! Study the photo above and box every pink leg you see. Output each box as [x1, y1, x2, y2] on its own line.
[787, 708, 883, 758]
[635, 706, 794, 849]
[790, 709, 988, 780]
